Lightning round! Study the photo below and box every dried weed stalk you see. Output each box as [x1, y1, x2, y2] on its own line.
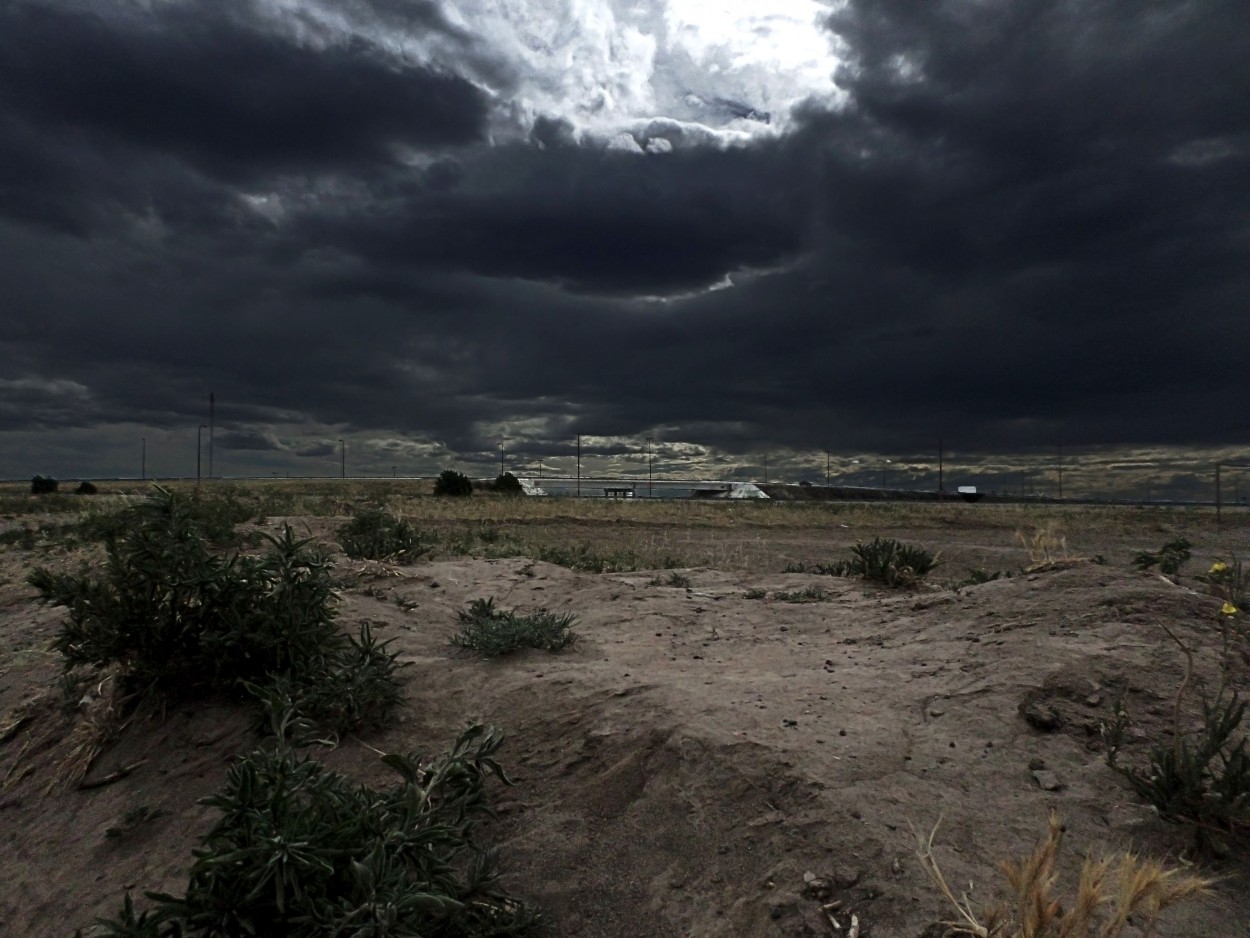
[914, 813, 1211, 938]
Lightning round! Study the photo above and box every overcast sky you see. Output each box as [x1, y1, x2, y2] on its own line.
[1, 0, 1247, 495]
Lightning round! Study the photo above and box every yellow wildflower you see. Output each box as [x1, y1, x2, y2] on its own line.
[1221, 602, 1238, 616]
[1209, 561, 1228, 575]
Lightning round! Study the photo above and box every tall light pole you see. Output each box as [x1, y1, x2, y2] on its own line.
[339, 439, 345, 479]
[646, 437, 653, 497]
[197, 424, 207, 485]
[208, 392, 215, 479]
[881, 458, 892, 491]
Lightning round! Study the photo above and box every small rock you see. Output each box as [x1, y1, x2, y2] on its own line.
[1032, 769, 1064, 791]
[782, 718, 798, 727]
[833, 867, 862, 888]
[803, 871, 818, 884]
[1028, 757, 1047, 771]
[1021, 701, 1062, 731]
[1085, 693, 1103, 707]
[928, 706, 946, 718]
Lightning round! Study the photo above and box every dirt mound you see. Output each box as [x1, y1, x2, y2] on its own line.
[2, 553, 1247, 936]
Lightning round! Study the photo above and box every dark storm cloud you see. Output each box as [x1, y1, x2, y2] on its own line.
[0, 0, 488, 231]
[295, 140, 812, 294]
[0, 0, 1248, 484]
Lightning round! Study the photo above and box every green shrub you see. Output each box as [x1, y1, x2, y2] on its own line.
[90, 717, 541, 937]
[774, 586, 828, 603]
[337, 510, 429, 563]
[845, 537, 940, 586]
[1132, 537, 1192, 575]
[492, 472, 524, 495]
[452, 598, 578, 656]
[29, 487, 400, 733]
[434, 469, 474, 497]
[1104, 599, 1250, 850]
[31, 475, 58, 494]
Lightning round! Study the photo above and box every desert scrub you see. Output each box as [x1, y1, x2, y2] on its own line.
[28, 487, 400, 734]
[1103, 578, 1250, 849]
[434, 469, 474, 497]
[811, 537, 938, 586]
[915, 812, 1210, 937]
[1133, 536, 1192, 575]
[91, 714, 542, 937]
[337, 509, 430, 563]
[452, 598, 578, 656]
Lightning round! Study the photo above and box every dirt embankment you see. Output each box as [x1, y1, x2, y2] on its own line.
[2, 547, 1248, 936]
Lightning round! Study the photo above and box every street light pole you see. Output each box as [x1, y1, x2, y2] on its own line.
[339, 439, 345, 479]
[197, 424, 207, 485]
[646, 437, 653, 497]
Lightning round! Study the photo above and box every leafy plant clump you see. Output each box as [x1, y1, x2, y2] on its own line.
[1133, 536, 1192, 575]
[29, 487, 400, 733]
[452, 598, 578, 656]
[337, 509, 430, 563]
[1103, 571, 1250, 849]
[846, 537, 940, 586]
[434, 469, 474, 497]
[90, 716, 542, 937]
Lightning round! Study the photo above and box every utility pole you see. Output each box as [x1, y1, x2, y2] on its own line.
[208, 393, 215, 479]
[646, 437, 653, 497]
[197, 425, 207, 485]
[339, 439, 345, 479]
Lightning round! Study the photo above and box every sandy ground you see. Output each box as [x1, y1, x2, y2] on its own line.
[2, 505, 1249, 937]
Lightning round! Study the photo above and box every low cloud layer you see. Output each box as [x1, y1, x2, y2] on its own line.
[0, 0, 1247, 496]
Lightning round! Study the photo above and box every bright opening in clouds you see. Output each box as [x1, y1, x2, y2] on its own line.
[431, 0, 844, 144]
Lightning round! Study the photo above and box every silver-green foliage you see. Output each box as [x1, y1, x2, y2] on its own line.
[91, 711, 542, 937]
[452, 598, 577, 656]
[29, 487, 400, 733]
[337, 510, 430, 563]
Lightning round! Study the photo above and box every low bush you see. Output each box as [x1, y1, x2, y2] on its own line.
[75, 481, 98, 495]
[840, 537, 939, 586]
[89, 715, 542, 937]
[492, 472, 524, 495]
[452, 598, 578, 656]
[1133, 536, 1192, 575]
[29, 487, 400, 734]
[337, 509, 429, 563]
[1103, 586, 1250, 850]
[434, 469, 474, 497]
[31, 475, 58, 494]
